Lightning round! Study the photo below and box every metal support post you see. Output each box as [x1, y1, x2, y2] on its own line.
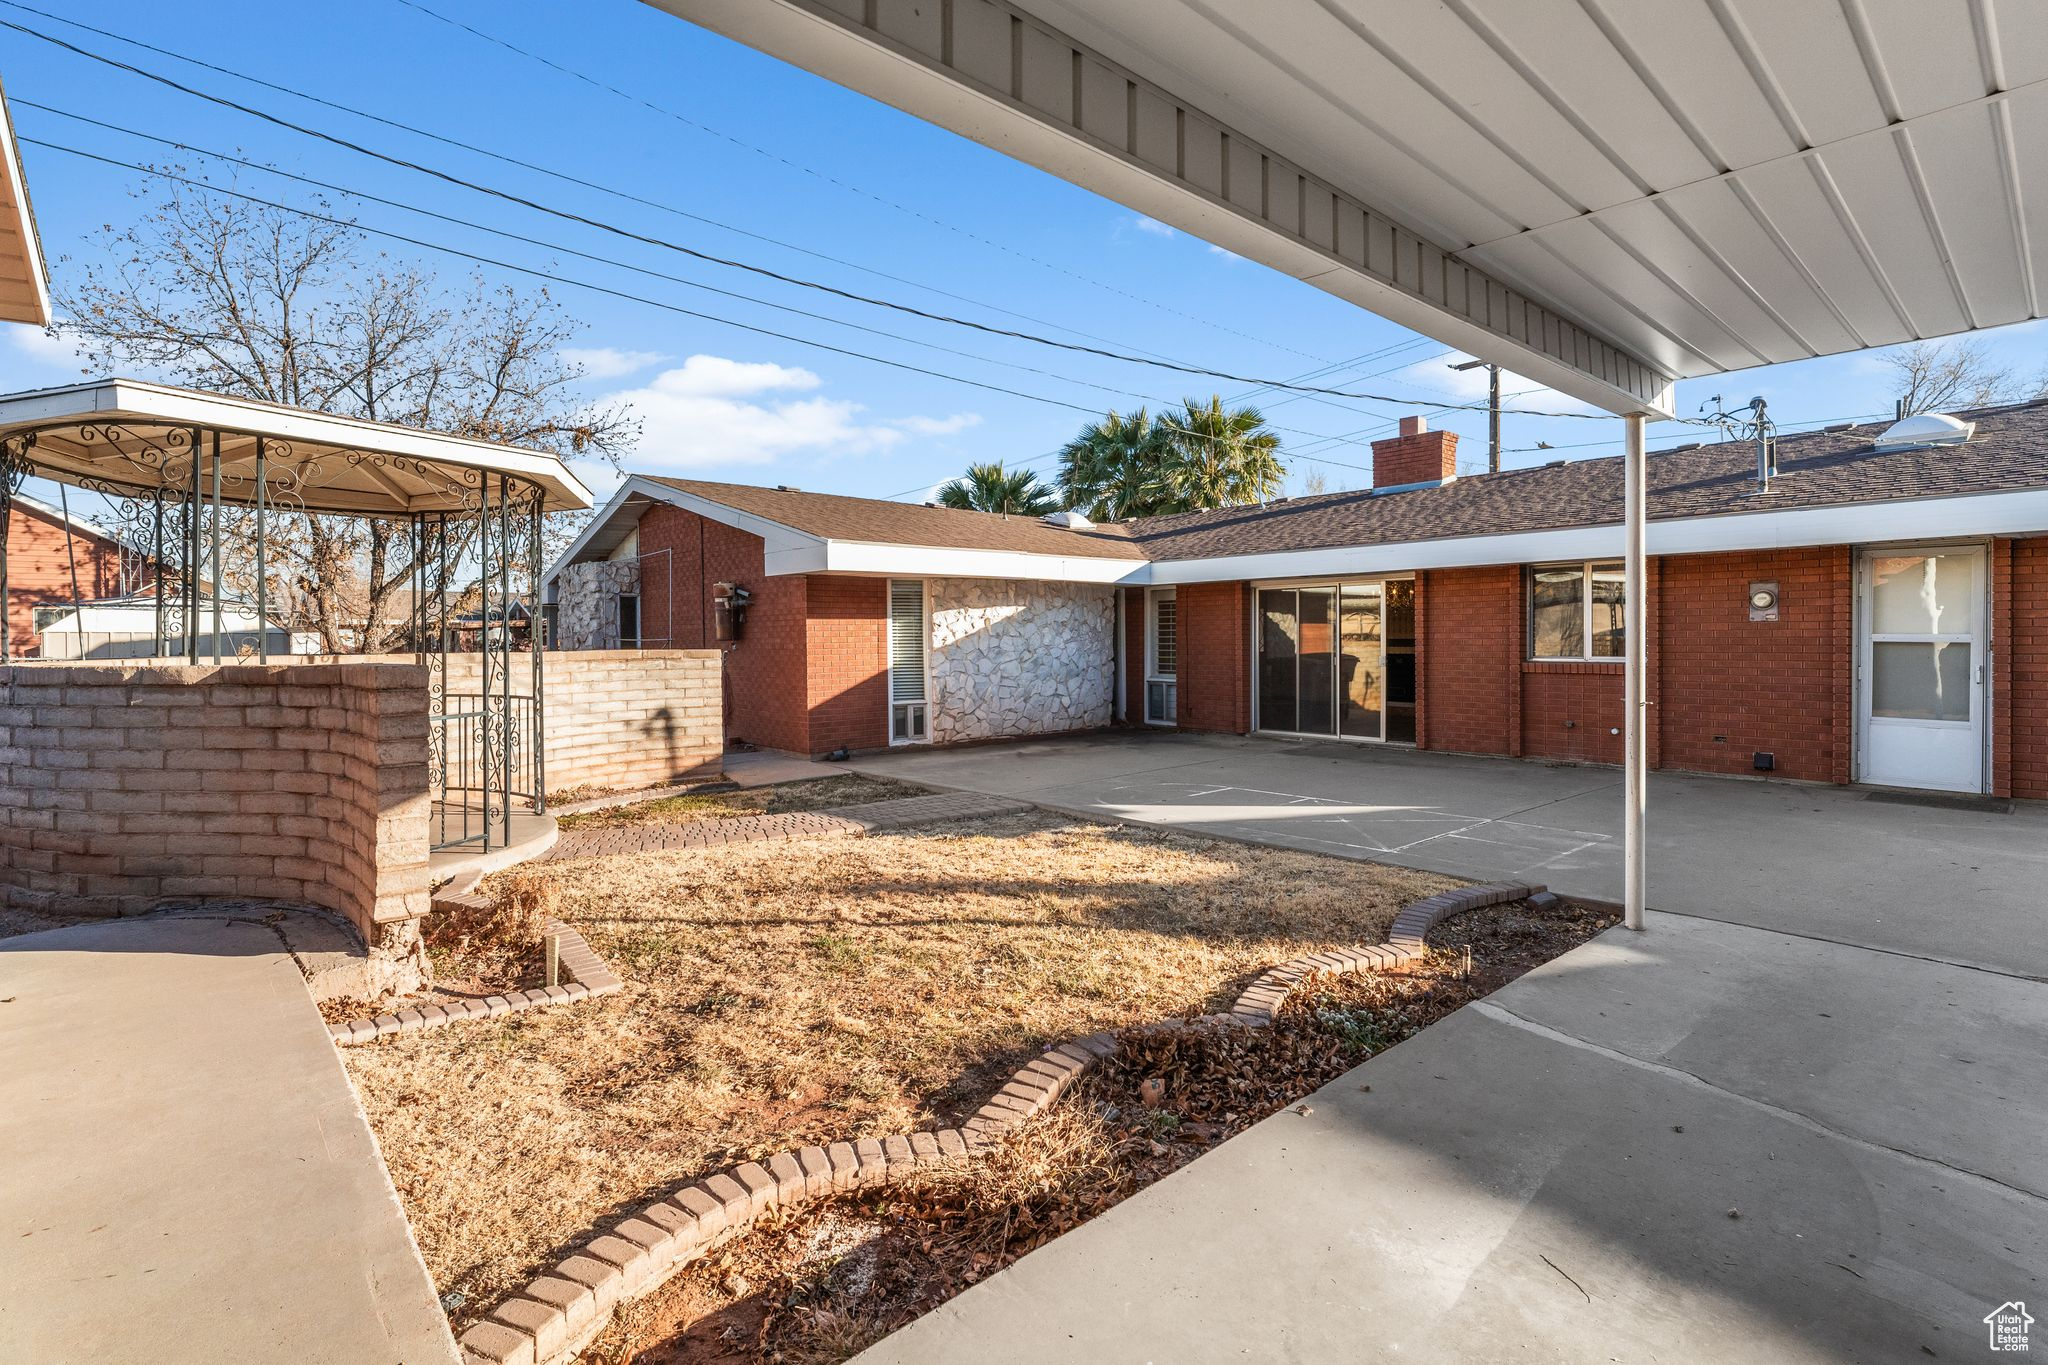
[1623, 411, 1648, 931]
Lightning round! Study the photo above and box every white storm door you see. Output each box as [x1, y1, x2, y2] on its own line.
[1858, 548, 1987, 793]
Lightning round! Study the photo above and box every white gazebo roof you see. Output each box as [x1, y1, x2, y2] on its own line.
[0, 377, 594, 514]
[0, 78, 50, 328]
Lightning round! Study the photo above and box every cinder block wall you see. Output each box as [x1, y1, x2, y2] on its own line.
[440, 648, 723, 797]
[0, 662, 431, 951]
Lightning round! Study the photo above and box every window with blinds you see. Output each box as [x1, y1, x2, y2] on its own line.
[888, 579, 929, 744]
[1152, 594, 1178, 677]
[888, 581, 926, 702]
[1145, 588, 1178, 725]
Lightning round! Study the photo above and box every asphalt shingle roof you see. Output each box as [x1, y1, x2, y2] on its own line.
[642, 477, 1145, 560]
[1124, 400, 2048, 561]
[638, 400, 2048, 568]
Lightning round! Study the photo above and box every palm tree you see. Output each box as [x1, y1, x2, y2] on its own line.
[1153, 396, 1286, 511]
[934, 461, 1059, 515]
[1057, 407, 1174, 520]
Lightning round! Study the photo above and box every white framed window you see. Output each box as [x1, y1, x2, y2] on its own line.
[1145, 587, 1177, 725]
[887, 578, 929, 745]
[1527, 561, 1625, 660]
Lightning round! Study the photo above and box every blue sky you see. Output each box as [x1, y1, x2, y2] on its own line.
[5, 0, 2047, 515]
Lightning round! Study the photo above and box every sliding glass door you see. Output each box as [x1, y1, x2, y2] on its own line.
[1258, 581, 1395, 742]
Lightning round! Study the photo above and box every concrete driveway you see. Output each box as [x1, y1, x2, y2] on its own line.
[853, 731, 2048, 980]
[843, 733, 2048, 1362]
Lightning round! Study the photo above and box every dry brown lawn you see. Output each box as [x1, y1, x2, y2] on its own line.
[555, 772, 926, 830]
[344, 811, 1458, 1319]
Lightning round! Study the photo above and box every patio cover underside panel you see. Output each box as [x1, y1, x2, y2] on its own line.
[651, 0, 2048, 414]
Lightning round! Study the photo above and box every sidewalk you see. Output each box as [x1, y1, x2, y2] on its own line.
[854, 912, 2048, 1365]
[0, 914, 457, 1364]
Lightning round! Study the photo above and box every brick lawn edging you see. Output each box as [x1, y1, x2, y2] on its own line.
[545, 778, 739, 819]
[326, 918, 621, 1047]
[454, 879, 1548, 1365]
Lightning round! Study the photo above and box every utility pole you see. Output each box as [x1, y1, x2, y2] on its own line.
[1450, 358, 1502, 473]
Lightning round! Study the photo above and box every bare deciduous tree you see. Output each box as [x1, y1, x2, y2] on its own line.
[57, 171, 637, 651]
[1882, 339, 2030, 416]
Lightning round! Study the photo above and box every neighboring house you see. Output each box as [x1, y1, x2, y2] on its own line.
[30, 593, 319, 661]
[3, 492, 135, 657]
[549, 401, 2048, 799]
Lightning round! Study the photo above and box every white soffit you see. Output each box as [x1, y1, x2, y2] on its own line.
[647, 0, 2048, 414]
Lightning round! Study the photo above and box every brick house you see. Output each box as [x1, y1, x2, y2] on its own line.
[548, 401, 2048, 799]
[2, 492, 135, 657]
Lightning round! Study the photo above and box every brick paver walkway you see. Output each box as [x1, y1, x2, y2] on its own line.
[546, 790, 1030, 861]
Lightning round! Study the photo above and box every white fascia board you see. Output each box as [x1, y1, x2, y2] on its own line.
[1141, 486, 2048, 583]
[818, 540, 1142, 583]
[542, 480, 647, 594]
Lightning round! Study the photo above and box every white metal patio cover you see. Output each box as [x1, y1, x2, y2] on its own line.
[647, 0, 2048, 927]
[0, 76, 51, 327]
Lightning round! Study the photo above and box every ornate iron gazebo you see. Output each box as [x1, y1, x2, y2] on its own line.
[0, 378, 593, 852]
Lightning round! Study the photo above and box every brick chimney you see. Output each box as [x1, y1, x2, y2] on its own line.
[1370, 416, 1459, 490]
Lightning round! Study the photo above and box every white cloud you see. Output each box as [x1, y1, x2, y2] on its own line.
[6, 322, 88, 373]
[1130, 215, 1178, 238]
[1206, 243, 1244, 263]
[645, 353, 821, 398]
[893, 412, 983, 437]
[562, 346, 669, 380]
[607, 355, 977, 469]
[1395, 352, 1596, 415]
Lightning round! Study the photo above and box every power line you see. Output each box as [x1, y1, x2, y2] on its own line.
[21, 137, 1107, 418]
[19, 106, 1392, 462]
[381, 0, 1337, 364]
[25, 136, 1382, 489]
[0, 0, 1197, 369]
[0, 14, 1626, 420]
[19, 99, 1333, 426]
[0, 0, 1328, 367]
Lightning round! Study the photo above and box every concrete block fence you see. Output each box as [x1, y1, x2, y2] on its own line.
[0, 661, 431, 967]
[455, 879, 1546, 1365]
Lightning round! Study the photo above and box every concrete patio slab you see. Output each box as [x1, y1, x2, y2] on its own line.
[0, 915, 458, 1365]
[852, 732, 2048, 979]
[853, 914, 2048, 1365]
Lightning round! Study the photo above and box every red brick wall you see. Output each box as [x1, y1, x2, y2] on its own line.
[1415, 566, 1517, 755]
[807, 575, 888, 755]
[1177, 580, 1250, 733]
[1654, 547, 1849, 783]
[1521, 662, 1626, 764]
[4, 503, 130, 656]
[635, 503, 809, 753]
[2010, 537, 2048, 799]
[1121, 586, 1145, 724]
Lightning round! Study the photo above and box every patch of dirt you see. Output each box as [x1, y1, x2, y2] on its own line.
[0, 907, 91, 942]
[581, 895, 1619, 1365]
[344, 814, 1458, 1323]
[556, 774, 928, 831]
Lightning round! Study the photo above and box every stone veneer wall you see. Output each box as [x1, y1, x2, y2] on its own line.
[927, 579, 1115, 744]
[441, 649, 723, 798]
[554, 559, 640, 650]
[0, 661, 432, 983]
